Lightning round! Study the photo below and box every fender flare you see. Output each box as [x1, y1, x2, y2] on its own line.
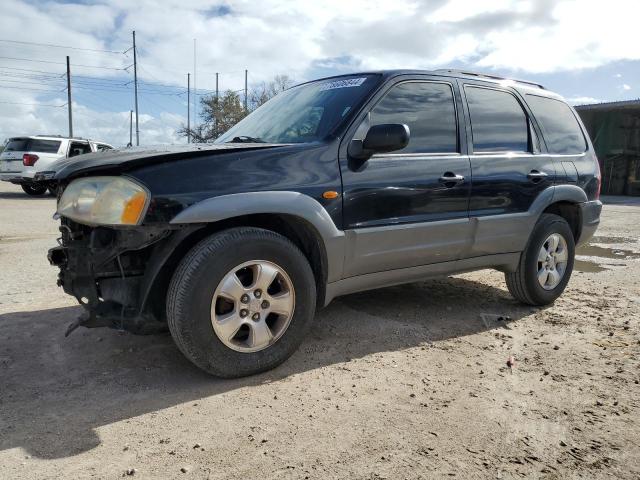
[529, 184, 588, 216]
[169, 191, 345, 282]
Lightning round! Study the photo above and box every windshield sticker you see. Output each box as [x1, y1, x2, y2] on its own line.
[319, 77, 367, 91]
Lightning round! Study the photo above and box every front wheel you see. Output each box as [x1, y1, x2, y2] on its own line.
[505, 213, 575, 306]
[167, 227, 317, 378]
[21, 183, 47, 196]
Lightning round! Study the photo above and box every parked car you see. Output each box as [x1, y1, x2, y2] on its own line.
[48, 70, 602, 377]
[0, 135, 113, 195]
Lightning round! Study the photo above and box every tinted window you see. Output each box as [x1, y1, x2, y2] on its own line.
[95, 144, 113, 151]
[465, 86, 529, 152]
[5, 138, 61, 153]
[526, 95, 586, 154]
[370, 82, 458, 154]
[5, 139, 29, 151]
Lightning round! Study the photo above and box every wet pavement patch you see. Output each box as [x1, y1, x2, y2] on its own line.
[574, 236, 640, 272]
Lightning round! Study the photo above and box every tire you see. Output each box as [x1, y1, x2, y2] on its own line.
[47, 186, 57, 196]
[167, 227, 316, 378]
[21, 183, 47, 196]
[505, 213, 575, 306]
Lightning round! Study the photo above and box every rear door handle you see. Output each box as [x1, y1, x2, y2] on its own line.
[527, 170, 548, 182]
[439, 172, 465, 187]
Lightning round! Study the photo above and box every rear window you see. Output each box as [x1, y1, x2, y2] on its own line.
[526, 95, 587, 154]
[5, 138, 61, 154]
[465, 86, 529, 153]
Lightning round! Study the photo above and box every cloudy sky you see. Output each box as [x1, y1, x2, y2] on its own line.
[0, 0, 638, 146]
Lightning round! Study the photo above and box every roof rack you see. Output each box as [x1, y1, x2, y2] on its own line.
[434, 69, 545, 89]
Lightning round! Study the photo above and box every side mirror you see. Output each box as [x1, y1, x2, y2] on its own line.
[348, 123, 410, 160]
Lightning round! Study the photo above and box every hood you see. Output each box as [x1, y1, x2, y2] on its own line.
[53, 143, 286, 181]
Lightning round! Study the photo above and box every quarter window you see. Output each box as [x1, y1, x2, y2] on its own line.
[370, 82, 458, 154]
[465, 86, 529, 153]
[526, 95, 587, 154]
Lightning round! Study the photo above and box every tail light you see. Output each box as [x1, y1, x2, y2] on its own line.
[23, 154, 39, 166]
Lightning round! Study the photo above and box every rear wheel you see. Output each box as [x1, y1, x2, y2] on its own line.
[167, 227, 316, 378]
[21, 183, 47, 196]
[505, 213, 575, 305]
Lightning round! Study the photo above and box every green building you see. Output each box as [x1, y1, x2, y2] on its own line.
[576, 100, 640, 196]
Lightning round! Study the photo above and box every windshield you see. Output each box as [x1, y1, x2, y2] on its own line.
[215, 74, 382, 144]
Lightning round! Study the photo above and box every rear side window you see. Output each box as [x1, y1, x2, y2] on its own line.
[526, 95, 587, 154]
[370, 81, 458, 154]
[4, 139, 61, 153]
[465, 86, 529, 153]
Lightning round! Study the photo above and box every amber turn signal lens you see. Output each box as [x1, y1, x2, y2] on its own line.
[121, 191, 147, 224]
[322, 190, 339, 199]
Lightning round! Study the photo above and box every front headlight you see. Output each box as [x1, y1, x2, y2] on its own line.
[57, 176, 149, 226]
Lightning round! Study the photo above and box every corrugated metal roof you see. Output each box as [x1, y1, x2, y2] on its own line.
[575, 99, 640, 111]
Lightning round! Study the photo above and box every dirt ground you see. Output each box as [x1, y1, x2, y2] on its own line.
[0, 181, 638, 480]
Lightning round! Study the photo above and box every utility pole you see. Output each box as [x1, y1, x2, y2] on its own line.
[129, 110, 133, 147]
[66, 56, 73, 138]
[132, 30, 140, 146]
[244, 69, 248, 112]
[187, 73, 191, 143]
[193, 39, 197, 132]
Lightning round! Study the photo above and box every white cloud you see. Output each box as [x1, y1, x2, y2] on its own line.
[622, 84, 631, 91]
[566, 96, 600, 105]
[0, 0, 638, 144]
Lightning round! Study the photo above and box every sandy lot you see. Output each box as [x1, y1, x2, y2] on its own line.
[1, 181, 639, 479]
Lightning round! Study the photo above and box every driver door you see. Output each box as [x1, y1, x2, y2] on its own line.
[339, 77, 472, 277]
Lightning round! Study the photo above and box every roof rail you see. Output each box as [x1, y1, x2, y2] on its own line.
[34, 134, 88, 140]
[434, 69, 545, 89]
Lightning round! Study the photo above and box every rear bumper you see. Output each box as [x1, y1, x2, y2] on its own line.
[0, 173, 25, 183]
[577, 200, 602, 246]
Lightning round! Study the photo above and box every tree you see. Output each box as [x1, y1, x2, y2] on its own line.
[248, 75, 295, 110]
[180, 75, 295, 142]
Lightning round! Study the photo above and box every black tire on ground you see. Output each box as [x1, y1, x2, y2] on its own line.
[21, 183, 47, 196]
[167, 227, 317, 378]
[47, 186, 57, 196]
[505, 213, 575, 306]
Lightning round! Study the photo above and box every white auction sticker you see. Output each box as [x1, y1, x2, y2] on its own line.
[318, 77, 367, 91]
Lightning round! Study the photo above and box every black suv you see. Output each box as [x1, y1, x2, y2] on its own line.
[48, 70, 602, 377]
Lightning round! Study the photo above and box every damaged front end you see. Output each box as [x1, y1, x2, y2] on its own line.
[48, 218, 199, 335]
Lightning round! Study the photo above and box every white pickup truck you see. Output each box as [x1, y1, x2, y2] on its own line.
[0, 135, 113, 195]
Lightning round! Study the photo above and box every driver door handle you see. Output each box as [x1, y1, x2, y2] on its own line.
[527, 170, 548, 182]
[439, 172, 465, 187]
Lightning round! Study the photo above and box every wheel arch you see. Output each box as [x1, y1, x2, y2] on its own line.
[144, 192, 345, 317]
[532, 184, 587, 243]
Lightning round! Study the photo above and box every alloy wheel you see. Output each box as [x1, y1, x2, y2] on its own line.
[210, 260, 295, 353]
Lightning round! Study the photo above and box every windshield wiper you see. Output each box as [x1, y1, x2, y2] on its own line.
[226, 136, 266, 143]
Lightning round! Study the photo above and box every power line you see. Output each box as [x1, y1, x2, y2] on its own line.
[0, 100, 66, 107]
[0, 39, 125, 54]
[0, 84, 60, 92]
[0, 56, 126, 70]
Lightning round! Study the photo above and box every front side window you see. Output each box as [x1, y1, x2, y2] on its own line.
[465, 86, 529, 153]
[68, 142, 92, 157]
[526, 95, 587, 154]
[370, 81, 458, 154]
